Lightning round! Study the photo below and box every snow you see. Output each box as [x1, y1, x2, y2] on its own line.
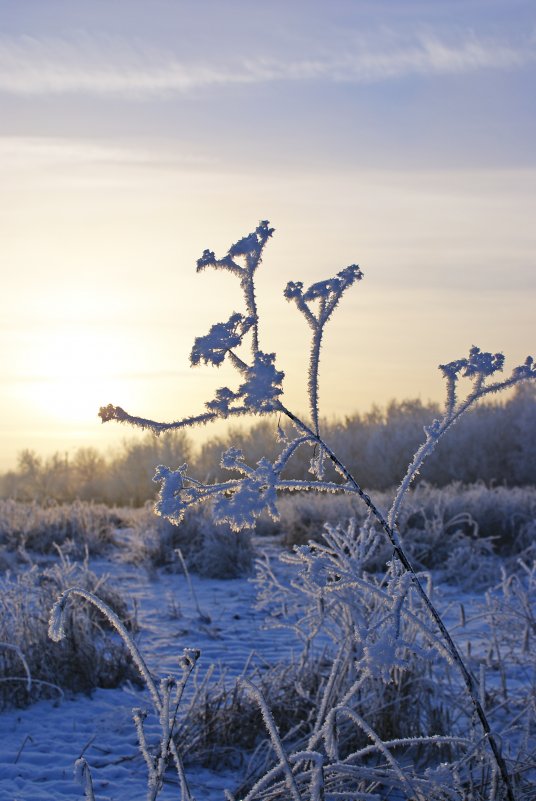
[0, 541, 303, 801]
[0, 537, 533, 800]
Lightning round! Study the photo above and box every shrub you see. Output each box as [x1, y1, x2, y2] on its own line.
[0, 431, 193, 506]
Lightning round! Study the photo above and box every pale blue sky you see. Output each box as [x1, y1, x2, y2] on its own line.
[1, 1, 535, 468]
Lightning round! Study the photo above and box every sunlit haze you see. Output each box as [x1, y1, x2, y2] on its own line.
[1, 0, 535, 470]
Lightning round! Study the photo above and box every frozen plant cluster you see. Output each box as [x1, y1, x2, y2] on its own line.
[53, 221, 535, 800]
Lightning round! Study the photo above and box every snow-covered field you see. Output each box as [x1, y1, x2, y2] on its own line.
[0, 540, 306, 801]
[1, 523, 534, 801]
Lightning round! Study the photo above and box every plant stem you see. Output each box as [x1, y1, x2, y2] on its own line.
[308, 324, 323, 437]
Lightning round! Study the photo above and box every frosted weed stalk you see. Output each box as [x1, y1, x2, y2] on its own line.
[52, 221, 534, 799]
[50, 586, 200, 801]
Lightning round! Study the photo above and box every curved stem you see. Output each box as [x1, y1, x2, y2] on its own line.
[325, 706, 418, 799]
[388, 389, 478, 529]
[240, 678, 303, 801]
[389, 373, 530, 531]
[54, 587, 162, 710]
[52, 588, 195, 800]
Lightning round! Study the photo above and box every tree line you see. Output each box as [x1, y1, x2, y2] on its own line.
[1, 384, 534, 505]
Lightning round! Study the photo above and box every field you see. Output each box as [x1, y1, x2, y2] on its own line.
[0, 487, 534, 801]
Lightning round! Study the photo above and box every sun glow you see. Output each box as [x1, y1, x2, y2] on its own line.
[20, 327, 129, 426]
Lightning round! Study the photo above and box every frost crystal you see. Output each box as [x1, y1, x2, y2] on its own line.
[220, 447, 245, 471]
[229, 221, 273, 256]
[512, 356, 536, 378]
[178, 648, 201, 670]
[424, 419, 442, 438]
[196, 220, 274, 278]
[303, 264, 363, 301]
[213, 457, 279, 530]
[238, 352, 284, 411]
[205, 386, 239, 417]
[513, 355, 535, 378]
[190, 313, 253, 366]
[440, 346, 504, 380]
[283, 280, 303, 300]
[196, 248, 216, 270]
[362, 636, 400, 681]
[285, 264, 363, 307]
[153, 463, 192, 522]
[463, 346, 504, 377]
[48, 595, 67, 642]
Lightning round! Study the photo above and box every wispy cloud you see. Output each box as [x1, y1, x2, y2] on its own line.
[0, 136, 212, 169]
[0, 35, 245, 96]
[4, 369, 187, 384]
[0, 31, 534, 97]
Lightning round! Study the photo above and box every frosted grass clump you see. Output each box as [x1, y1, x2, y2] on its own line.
[48, 220, 536, 800]
[0, 499, 117, 558]
[2, 552, 137, 709]
[123, 501, 255, 577]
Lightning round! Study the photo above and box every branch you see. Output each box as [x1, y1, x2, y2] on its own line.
[98, 403, 250, 433]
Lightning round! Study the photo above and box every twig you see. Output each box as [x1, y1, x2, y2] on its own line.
[14, 734, 33, 765]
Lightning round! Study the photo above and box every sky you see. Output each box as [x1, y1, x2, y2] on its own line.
[0, 0, 535, 471]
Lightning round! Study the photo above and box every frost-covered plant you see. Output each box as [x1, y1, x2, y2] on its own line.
[481, 560, 536, 677]
[254, 517, 534, 798]
[0, 499, 118, 560]
[1, 550, 138, 709]
[50, 587, 201, 801]
[455, 561, 536, 794]
[125, 501, 255, 578]
[93, 221, 536, 799]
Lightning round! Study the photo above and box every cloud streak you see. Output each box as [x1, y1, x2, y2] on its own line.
[0, 136, 212, 170]
[4, 369, 187, 384]
[0, 31, 534, 97]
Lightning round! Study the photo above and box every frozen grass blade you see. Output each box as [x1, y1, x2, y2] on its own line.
[0, 642, 31, 692]
[74, 757, 96, 801]
[240, 677, 303, 801]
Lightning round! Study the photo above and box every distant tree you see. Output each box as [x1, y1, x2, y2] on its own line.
[107, 431, 192, 506]
[15, 450, 71, 501]
[73, 447, 108, 501]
